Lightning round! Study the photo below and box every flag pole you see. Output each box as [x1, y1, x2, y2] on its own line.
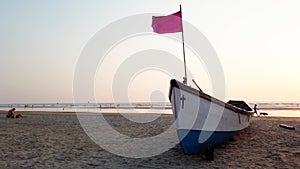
[180, 5, 187, 85]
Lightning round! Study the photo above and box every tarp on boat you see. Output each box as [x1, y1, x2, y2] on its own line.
[227, 100, 252, 111]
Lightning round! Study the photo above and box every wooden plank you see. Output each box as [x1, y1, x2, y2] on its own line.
[279, 124, 295, 130]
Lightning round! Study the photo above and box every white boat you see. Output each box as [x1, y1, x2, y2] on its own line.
[169, 79, 254, 156]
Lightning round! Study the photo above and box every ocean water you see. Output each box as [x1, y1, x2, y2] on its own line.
[256, 109, 300, 117]
[0, 107, 172, 114]
[1, 102, 300, 117]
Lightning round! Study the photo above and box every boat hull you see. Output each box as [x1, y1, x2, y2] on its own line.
[169, 79, 252, 155]
[178, 130, 236, 155]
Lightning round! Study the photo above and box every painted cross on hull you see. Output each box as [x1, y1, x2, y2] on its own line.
[180, 95, 186, 109]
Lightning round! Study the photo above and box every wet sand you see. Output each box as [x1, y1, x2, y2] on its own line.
[0, 111, 299, 168]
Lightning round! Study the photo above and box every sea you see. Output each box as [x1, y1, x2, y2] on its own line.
[0, 102, 300, 117]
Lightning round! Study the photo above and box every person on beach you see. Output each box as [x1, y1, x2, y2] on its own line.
[253, 104, 259, 117]
[6, 108, 23, 118]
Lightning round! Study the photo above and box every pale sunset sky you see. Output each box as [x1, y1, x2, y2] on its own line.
[1, 0, 300, 104]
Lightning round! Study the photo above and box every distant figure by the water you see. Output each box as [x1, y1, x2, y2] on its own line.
[6, 108, 23, 118]
[253, 104, 259, 117]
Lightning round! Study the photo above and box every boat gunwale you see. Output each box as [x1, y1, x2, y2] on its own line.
[169, 79, 254, 116]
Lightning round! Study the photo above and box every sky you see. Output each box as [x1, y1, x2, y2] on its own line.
[0, 0, 300, 104]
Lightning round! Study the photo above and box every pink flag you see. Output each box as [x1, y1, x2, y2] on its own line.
[152, 11, 182, 34]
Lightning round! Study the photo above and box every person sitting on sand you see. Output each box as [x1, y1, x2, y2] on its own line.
[253, 104, 259, 117]
[6, 108, 23, 118]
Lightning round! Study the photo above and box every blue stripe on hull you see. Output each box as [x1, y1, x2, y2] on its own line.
[177, 130, 236, 155]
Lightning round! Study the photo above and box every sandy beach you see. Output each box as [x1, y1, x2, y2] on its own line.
[0, 111, 299, 169]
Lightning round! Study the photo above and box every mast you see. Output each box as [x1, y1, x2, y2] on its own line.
[180, 5, 187, 85]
